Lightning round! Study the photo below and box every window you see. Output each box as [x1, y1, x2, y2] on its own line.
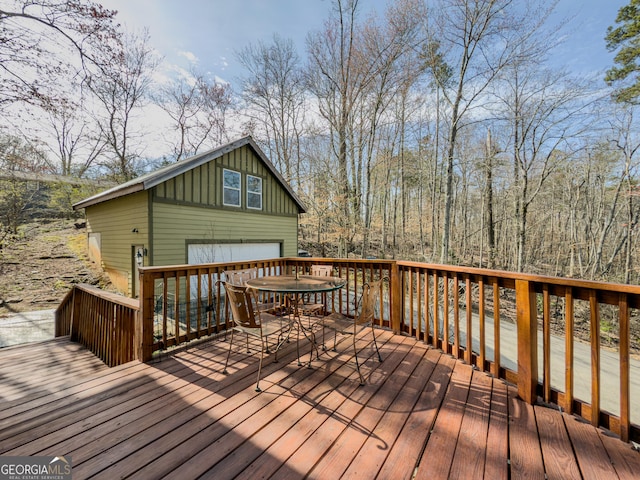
[223, 169, 241, 207]
[247, 175, 262, 210]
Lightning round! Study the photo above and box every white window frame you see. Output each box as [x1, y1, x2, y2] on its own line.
[247, 174, 263, 210]
[223, 168, 241, 207]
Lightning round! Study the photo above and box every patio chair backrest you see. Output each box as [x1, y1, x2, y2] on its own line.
[355, 279, 383, 326]
[224, 282, 261, 329]
[311, 265, 333, 277]
[225, 268, 258, 286]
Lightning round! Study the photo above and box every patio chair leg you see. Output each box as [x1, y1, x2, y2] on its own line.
[307, 330, 315, 368]
[321, 325, 327, 351]
[296, 323, 303, 366]
[255, 337, 265, 392]
[371, 324, 382, 362]
[223, 329, 235, 375]
[353, 334, 365, 386]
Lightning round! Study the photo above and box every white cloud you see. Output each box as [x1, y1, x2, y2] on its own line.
[178, 50, 199, 65]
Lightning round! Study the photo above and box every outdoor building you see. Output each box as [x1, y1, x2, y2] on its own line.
[73, 136, 306, 297]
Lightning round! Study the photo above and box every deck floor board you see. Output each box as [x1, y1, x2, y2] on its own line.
[1, 331, 638, 479]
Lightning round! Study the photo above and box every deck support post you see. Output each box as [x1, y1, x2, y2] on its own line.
[516, 279, 538, 404]
[136, 268, 155, 362]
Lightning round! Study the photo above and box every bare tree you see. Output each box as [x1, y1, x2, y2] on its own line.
[87, 29, 159, 181]
[156, 70, 232, 161]
[42, 101, 106, 177]
[493, 65, 592, 272]
[605, 107, 640, 283]
[305, 0, 424, 256]
[424, 0, 560, 263]
[156, 72, 203, 161]
[238, 34, 306, 187]
[0, 134, 49, 233]
[0, 0, 120, 111]
[194, 75, 233, 151]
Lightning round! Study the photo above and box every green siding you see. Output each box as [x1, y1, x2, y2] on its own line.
[153, 145, 298, 216]
[81, 142, 302, 296]
[85, 191, 149, 295]
[152, 202, 297, 266]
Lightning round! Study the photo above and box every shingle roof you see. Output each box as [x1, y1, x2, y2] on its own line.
[72, 136, 306, 212]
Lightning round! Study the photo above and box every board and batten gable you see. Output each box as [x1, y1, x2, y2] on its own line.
[152, 144, 299, 215]
[84, 191, 149, 294]
[150, 144, 298, 266]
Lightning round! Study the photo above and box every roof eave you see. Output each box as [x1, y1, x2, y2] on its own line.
[72, 183, 145, 210]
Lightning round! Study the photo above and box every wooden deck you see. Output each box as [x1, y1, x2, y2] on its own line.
[1, 328, 639, 479]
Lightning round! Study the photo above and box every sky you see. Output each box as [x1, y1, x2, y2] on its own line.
[99, 0, 629, 89]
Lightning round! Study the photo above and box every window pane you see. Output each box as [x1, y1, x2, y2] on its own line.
[224, 189, 240, 206]
[224, 170, 240, 189]
[247, 175, 262, 193]
[247, 175, 262, 209]
[248, 192, 262, 209]
[223, 169, 241, 206]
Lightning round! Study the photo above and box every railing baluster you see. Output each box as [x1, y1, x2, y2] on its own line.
[207, 269, 214, 334]
[174, 271, 180, 344]
[196, 270, 202, 338]
[424, 270, 430, 345]
[492, 277, 500, 378]
[479, 276, 485, 370]
[590, 290, 600, 427]
[565, 288, 574, 414]
[443, 275, 449, 352]
[466, 275, 472, 365]
[543, 285, 551, 404]
[432, 272, 439, 348]
[454, 274, 460, 357]
[416, 269, 422, 341]
[162, 272, 168, 347]
[186, 271, 192, 341]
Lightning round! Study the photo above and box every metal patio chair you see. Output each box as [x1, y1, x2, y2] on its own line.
[224, 267, 282, 314]
[299, 264, 334, 316]
[316, 278, 386, 385]
[220, 281, 290, 392]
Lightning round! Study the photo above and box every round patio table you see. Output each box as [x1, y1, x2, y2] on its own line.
[246, 275, 346, 367]
[245, 275, 346, 294]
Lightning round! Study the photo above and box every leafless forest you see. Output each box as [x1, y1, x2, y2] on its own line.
[1, 0, 638, 285]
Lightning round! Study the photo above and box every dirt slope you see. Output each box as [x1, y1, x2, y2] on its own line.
[0, 220, 112, 316]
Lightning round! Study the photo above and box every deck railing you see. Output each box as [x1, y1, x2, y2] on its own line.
[397, 262, 640, 443]
[56, 258, 640, 443]
[135, 258, 397, 360]
[55, 284, 139, 367]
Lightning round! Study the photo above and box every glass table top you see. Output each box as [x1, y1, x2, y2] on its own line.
[245, 275, 346, 293]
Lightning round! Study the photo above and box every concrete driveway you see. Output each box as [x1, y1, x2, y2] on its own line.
[453, 313, 640, 425]
[0, 309, 56, 348]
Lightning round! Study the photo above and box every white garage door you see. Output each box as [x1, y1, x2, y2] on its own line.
[188, 242, 281, 265]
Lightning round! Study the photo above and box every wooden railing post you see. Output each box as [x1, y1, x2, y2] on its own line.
[136, 268, 155, 362]
[70, 287, 81, 341]
[619, 293, 630, 443]
[390, 261, 402, 333]
[515, 279, 538, 404]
